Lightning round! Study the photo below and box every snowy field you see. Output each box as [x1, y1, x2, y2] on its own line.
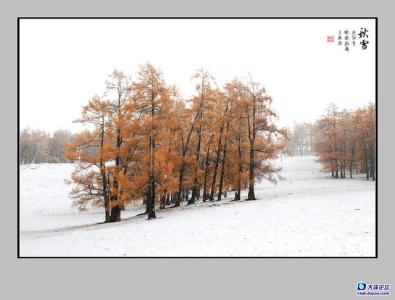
[19, 156, 375, 257]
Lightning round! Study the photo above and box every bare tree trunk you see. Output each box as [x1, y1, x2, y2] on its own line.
[235, 119, 242, 201]
[247, 139, 256, 200]
[247, 90, 256, 200]
[109, 85, 124, 222]
[190, 93, 205, 204]
[148, 135, 157, 219]
[189, 125, 202, 204]
[350, 140, 355, 178]
[110, 125, 122, 222]
[369, 143, 376, 180]
[209, 125, 224, 201]
[364, 145, 370, 180]
[160, 193, 166, 209]
[175, 167, 184, 207]
[210, 98, 230, 201]
[176, 106, 200, 207]
[217, 121, 230, 201]
[147, 95, 157, 219]
[202, 135, 212, 202]
[99, 120, 110, 223]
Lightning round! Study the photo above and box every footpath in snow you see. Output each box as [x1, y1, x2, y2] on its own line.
[19, 156, 375, 257]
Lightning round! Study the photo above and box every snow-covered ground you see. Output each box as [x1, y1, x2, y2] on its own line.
[19, 156, 375, 257]
[20, 163, 145, 231]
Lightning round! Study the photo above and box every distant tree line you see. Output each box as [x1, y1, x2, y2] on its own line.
[285, 103, 376, 180]
[19, 128, 74, 164]
[286, 122, 315, 156]
[65, 64, 287, 222]
[315, 103, 376, 180]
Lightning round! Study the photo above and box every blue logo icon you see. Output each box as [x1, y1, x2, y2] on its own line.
[358, 282, 367, 290]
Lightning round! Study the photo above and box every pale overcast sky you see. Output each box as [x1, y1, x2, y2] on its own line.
[20, 19, 375, 133]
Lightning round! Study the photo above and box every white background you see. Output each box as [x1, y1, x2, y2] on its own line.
[20, 19, 376, 132]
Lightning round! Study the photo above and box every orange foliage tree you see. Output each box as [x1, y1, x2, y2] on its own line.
[66, 64, 287, 222]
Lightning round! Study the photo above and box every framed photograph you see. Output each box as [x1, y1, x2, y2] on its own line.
[18, 18, 377, 258]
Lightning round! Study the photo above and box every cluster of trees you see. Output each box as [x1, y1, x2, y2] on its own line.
[19, 128, 73, 164]
[286, 122, 315, 156]
[65, 64, 287, 222]
[314, 103, 376, 180]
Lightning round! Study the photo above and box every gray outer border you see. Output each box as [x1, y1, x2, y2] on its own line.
[2, 1, 392, 300]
